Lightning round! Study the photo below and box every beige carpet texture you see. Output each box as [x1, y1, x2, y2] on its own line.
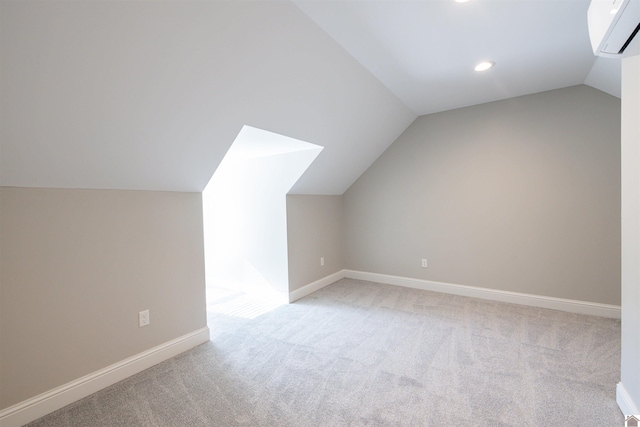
[27, 278, 623, 426]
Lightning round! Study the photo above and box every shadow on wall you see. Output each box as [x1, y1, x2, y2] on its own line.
[202, 125, 322, 304]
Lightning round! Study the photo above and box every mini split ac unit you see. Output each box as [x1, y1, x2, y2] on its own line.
[588, 0, 640, 57]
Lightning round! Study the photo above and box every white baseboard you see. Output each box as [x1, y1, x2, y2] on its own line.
[289, 270, 346, 303]
[0, 327, 210, 427]
[618, 382, 640, 416]
[343, 270, 621, 319]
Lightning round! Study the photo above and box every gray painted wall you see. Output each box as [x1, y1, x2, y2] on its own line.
[287, 195, 344, 291]
[620, 54, 640, 414]
[0, 188, 207, 409]
[344, 85, 621, 305]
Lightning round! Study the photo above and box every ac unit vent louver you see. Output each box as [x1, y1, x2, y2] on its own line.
[588, 0, 640, 57]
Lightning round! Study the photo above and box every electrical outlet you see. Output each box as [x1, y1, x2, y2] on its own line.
[320, 257, 325, 266]
[139, 309, 150, 327]
[421, 259, 428, 268]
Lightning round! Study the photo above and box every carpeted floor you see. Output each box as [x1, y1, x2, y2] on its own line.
[27, 278, 623, 426]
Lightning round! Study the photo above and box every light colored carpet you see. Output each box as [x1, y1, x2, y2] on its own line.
[27, 278, 623, 426]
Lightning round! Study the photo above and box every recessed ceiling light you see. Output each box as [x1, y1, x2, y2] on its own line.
[474, 61, 495, 72]
[454, 0, 471, 3]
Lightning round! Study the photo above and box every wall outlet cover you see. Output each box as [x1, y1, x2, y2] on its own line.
[139, 310, 150, 327]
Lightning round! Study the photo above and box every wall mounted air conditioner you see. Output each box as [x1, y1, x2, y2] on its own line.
[588, 0, 640, 57]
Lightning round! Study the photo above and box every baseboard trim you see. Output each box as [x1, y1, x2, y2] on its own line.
[618, 382, 640, 416]
[0, 327, 210, 427]
[289, 270, 346, 303]
[343, 270, 621, 319]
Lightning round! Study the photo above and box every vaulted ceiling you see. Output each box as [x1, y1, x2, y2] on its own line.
[295, 0, 621, 115]
[0, 0, 620, 195]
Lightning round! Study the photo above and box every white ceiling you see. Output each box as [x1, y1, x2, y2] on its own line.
[294, 0, 621, 116]
[0, 0, 622, 195]
[0, 1, 414, 194]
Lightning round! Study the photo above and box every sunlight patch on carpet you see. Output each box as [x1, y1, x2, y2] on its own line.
[207, 297, 284, 319]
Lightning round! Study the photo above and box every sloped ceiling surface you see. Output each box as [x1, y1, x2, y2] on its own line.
[0, 1, 415, 194]
[294, 0, 620, 116]
[0, 0, 621, 194]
